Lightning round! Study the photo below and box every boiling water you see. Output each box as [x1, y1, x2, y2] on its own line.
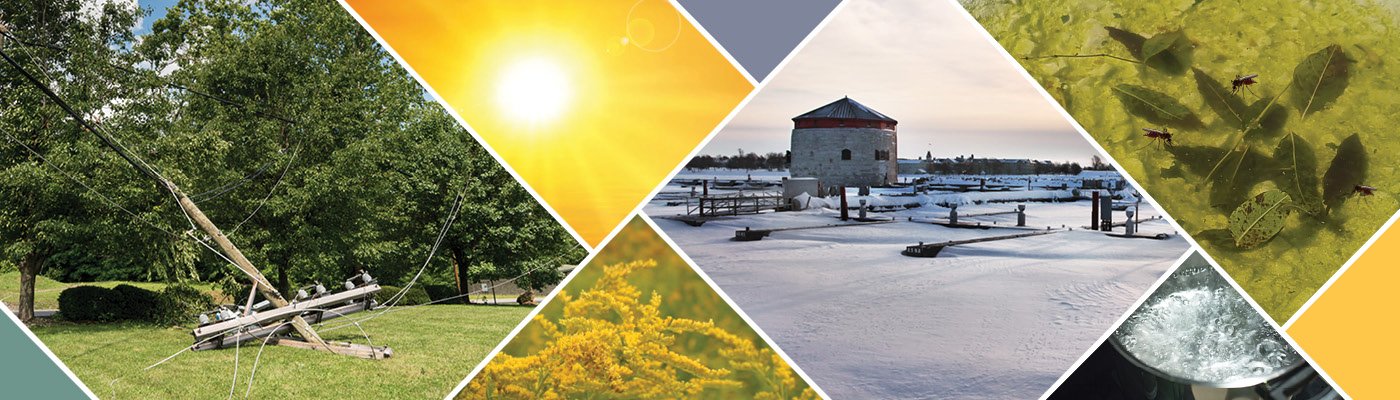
[1115, 285, 1299, 384]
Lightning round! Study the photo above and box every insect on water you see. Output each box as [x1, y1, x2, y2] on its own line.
[1231, 73, 1259, 95]
[1353, 185, 1377, 197]
[1141, 128, 1173, 149]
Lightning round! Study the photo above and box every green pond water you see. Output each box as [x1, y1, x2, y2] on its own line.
[962, 0, 1400, 323]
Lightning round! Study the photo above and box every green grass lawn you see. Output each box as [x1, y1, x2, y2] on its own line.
[0, 272, 224, 310]
[31, 305, 529, 399]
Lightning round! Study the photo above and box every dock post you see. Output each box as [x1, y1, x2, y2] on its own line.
[1090, 191, 1100, 231]
[1125, 210, 1136, 235]
[839, 186, 849, 221]
[949, 203, 959, 225]
[1017, 204, 1026, 227]
[1100, 194, 1113, 231]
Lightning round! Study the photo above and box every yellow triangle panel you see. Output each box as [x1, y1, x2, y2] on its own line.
[344, 0, 754, 246]
[457, 217, 818, 399]
[1288, 219, 1400, 399]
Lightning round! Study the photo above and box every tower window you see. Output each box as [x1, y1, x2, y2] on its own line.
[841, 149, 852, 160]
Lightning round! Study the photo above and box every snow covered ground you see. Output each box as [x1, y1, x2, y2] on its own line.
[645, 173, 1190, 399]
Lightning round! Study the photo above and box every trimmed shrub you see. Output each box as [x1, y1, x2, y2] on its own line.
[423, 284, 466, 304]
[154, 284, 216, 326]
[376, 285, 431, 306]
[111, 284, 160, 321]
[58, 286, 119, 322]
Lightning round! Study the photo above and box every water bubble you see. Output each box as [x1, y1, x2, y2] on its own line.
[1113, 269, 1302, 384]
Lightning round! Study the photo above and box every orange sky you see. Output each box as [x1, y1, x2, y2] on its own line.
[344, 0, 752, 246]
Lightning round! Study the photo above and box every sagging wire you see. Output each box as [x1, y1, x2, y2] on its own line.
[2, 129, 182, 238]
[317, 254, 568, 334]
[227, 145, 300, 236]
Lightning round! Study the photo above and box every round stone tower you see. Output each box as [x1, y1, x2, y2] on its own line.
[789, 97, 898, 189]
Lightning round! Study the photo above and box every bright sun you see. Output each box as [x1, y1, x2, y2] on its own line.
[495, 57, 573, 125]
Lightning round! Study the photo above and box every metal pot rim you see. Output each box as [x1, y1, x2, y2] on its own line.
[1108, 332, 1302, 388]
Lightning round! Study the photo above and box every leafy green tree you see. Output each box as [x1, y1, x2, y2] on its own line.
[1, 0, 199, 321]
[3, 0, 582, 321]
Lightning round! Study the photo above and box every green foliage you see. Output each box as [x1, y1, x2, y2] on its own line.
[57, 286, 118, 322]
[3, 0, 582, 303]
[154, 284, 216, 326]
[2, 0, 197, 320]
[58, 282, 211, 325]
[377, 285, 431, 306]
[422, 284, 466, 304]
[31, 306, 530, 398]
[111, 284, 159, 321]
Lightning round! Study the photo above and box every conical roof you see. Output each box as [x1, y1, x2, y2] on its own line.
[792, 96, 897, 123]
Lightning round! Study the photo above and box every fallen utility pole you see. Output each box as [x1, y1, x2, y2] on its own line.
[171, 183, 327, 347]
[0, 44, 375, 357]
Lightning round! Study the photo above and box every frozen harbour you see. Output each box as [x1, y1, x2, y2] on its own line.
[647, 172, 1192, 399]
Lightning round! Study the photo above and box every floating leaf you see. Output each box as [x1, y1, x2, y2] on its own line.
[1113, 84, 1202, 129]
[1167, 145, 1272, 210]
[1105, 27, 1145, 60]
[1164, 145, 1226, 178]
[1322, 133, 1367, 211]
[1194, 228, 1237, 249]
[1272, 133, 1321, 214]
[1243, 97, 1289, 141]
[1290, 44, 1352, 117]
[1229, 190, 1292, 248]
[1193, 68, 1247, 126]
[1209, 146, 1273, 211]
[1141, 30, 1192, 75]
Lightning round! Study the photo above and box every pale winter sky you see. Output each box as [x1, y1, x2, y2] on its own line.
[700, 0, 1099, 164]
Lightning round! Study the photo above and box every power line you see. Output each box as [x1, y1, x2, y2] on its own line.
[2, 129, 182, 239]
[192, 159, 275, 200]
[227, 145, 300, 235]
[1, 45, 162, 183]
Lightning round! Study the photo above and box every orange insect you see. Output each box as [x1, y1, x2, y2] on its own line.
[1354, 185, 1376, 197]
[1141, 128, 1173, 148]
[1231, 74, 1259, 94]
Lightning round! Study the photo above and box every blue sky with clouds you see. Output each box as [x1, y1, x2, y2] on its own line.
[134, 0, 179, 35]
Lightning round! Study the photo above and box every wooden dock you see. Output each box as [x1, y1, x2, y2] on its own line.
[901, 229, 1061, 258]
[733, 220, 896, 241]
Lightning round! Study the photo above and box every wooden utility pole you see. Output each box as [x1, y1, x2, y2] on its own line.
[1, 35, 345, 353]
[168, 180, 327, 347]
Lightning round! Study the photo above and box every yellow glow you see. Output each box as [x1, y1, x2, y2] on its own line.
[346, 0, 752, 246]
[494, 57, 572, 126]
[1289, 227, 1400, 399]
